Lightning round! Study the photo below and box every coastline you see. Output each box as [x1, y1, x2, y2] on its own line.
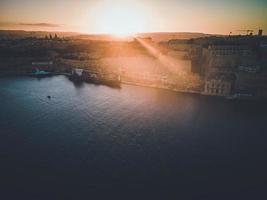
[121, 80, 201, 95]
[1, 71, 265, 101]
[0, 71, 203, 95]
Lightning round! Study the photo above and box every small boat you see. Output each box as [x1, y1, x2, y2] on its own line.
[32, 69, 52, 77]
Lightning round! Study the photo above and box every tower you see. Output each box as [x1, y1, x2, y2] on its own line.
[258, 29, 263, 36]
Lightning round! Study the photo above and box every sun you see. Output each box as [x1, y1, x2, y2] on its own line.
[90, 2, 146, 37]
[100, 7, 142, 36]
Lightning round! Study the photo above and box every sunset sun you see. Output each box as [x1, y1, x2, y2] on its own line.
[89, 3, 146, 36]
[100, 7, 143, 36]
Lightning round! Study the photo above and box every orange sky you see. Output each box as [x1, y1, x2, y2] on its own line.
[0, 0, 266, 35]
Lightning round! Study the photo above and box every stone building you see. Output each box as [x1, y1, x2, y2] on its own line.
[203, 45, 257, 73]
[203, 73, 236, 96]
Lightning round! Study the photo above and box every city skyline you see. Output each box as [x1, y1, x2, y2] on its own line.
[1, 0, 267, 35]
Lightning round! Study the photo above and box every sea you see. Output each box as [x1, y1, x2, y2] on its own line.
[0, 75, 267, 199]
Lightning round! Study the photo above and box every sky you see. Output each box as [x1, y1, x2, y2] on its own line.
[0, 0, 267, 34]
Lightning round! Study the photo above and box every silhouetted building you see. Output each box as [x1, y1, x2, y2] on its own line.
[258, 29, 263, 36]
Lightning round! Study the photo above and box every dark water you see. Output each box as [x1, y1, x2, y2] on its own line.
[0, 76, 267, 199]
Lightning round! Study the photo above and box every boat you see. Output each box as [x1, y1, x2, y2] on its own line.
[69, 68, 121, 88]
[31, 69, 52, 77]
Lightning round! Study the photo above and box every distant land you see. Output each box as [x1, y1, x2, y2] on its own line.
[0, 30, 80, 39]
[0, 30, 213, 42]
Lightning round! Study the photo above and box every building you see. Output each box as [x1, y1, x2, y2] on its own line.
[203, 73, 235, 96]
[204, 45, 257, 73]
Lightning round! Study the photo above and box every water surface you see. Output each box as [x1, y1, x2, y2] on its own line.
[0, 76, 267, 199]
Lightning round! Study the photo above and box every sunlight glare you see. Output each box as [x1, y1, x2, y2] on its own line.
[90, 2, 146, 36]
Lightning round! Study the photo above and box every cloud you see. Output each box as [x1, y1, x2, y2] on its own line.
[0, 22, 62, 28]
[18, 23, 61, 27]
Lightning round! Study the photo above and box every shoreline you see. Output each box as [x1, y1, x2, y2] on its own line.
[1, 72, 264, 101]
[0, 72, 203, 95]
[121, 80, 201, 95]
